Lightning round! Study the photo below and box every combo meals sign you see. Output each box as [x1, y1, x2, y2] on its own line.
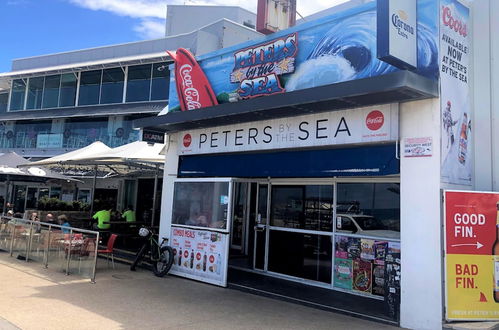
[179, 104, 399, 155]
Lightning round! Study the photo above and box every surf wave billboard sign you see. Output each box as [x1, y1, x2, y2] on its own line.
[167, 1, 438, 112]
[231, 33, 298, 99]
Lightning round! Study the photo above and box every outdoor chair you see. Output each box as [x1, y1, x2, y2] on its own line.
[75, 237, 96, 273]
[97, 234, 118, 269]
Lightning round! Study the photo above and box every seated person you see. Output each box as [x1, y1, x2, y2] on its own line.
[44, 213, 55, 224]
[93, 208, 111, 230]
[57, 215, 71, 234]
[122, 206, 136, 225]
[30, 212, 41, 233]
[196, 214, 210, 227]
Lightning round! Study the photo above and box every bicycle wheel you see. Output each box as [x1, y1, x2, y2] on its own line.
[153, 246, 174, 277]
[130, 243, 148, 271]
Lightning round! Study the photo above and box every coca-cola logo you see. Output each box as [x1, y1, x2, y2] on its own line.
[366, 111, 384, 131]
[442, 6, 467, 37]
[179, 64, 202, 110]
[183, 134, 192, 148]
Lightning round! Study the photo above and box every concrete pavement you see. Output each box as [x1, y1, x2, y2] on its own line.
[0, 254, 398, 330]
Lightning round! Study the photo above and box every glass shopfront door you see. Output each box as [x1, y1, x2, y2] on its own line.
[227, 179, 401, 297]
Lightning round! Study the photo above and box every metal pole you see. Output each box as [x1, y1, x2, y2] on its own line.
[9, 222, 16, 257]
[151, 165, 159, 227]
[26, 221, 33, 262]
[91, 231, 99, 284]
[65, 228, 73, 275]
[90, 165, 98, 215]
[44, 225, 51, 268]
[2, 179, 10, 215]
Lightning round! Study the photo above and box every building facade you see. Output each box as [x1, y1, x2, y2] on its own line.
[137, 0, 499, 329]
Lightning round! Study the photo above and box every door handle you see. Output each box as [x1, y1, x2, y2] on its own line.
[254, 226, 265, 232]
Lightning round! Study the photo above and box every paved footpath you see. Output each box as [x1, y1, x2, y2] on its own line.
[0, 255, 398, 330]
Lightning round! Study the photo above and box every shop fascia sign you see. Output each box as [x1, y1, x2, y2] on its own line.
[377, 0, 417, 69]
[179, 104, 399, 155]
[231, 32, 298, 99]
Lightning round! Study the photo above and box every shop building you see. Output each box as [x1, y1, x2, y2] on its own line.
[137, 0, 499, 328]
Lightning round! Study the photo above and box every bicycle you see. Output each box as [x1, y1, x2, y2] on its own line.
[130, 227, 174, 277]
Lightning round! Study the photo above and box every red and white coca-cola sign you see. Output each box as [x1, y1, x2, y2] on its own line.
[183, 134, 192, 148]
[442, 6, 467, 37]
[179, 64, 201, 110]
[167, 48, 218, 111]
[366, 110, 385, 131]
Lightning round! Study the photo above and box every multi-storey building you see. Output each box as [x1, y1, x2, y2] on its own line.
[0, 6, 261, 159]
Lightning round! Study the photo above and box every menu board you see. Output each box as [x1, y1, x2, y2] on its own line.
[169, 226, 229, 287]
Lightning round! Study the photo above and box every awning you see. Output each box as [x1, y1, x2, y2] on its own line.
[0, 152, 81, 182]
[134, 71, 438, 133]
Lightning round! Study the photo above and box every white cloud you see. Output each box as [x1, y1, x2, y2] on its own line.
[67, 0, 352, 39]
[68, 0, 167, 19]
[133, 19, 165, 39]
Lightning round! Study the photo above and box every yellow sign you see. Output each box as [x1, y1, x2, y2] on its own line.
[446, 254, 499, 320]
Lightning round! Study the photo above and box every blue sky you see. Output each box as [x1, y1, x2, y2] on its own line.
[0, 0, 342, 73]
[0, 0, 165, 72]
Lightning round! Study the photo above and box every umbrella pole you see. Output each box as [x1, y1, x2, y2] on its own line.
[2, 178, 10, 215]
[151, 165, 159, 227]
[90, 165, 97, 215]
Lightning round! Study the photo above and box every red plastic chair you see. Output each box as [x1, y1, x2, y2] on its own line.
[97, 234, 118, 269]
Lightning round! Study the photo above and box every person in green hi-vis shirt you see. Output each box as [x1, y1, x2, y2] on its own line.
[122, 206, 136, 224]
[93, 208, 111, 230]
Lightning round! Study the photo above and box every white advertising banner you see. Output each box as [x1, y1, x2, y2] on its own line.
[377, 0, 417, 69]
[179, 104, 399, 155]
[440, 0, 471, 185]
[387, 0, 417, 68]
[169, 226, 229, 287]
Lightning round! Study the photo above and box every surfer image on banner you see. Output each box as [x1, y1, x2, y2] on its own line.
[442, 100, 458, 149]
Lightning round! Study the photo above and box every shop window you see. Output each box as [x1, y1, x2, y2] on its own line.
[0, 93, 9, 112]
[10, 79, 26, 111]
[79, 70, 102, 106]
[77, 189, 91, 203]
[333, 182, 400, 298]
[49, 187, 61, 199]
[336, 183, 400, 234]
[38, 188, 49, 199]
[59, 73, 77, 107]
[13, 121, 52, 149]
[100, 68, 124, 104]
[26, 77, 44, 110]
[63, 118, 108, 148]
[172, 182, 229, 230]
[42, 75, 61, 108]
[126, 64, 152, 102]
[270, 185, 334, 231]
[150, 62, 169, 101]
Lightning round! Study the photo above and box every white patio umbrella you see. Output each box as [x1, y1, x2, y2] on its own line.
[27, 141, 112, 167]
[23, 140, 166, 223]
[84, 141, 165, 165]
